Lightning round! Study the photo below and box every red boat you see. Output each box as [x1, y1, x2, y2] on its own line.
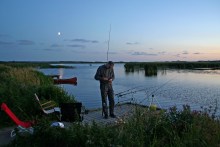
[54, 77, 77, 85]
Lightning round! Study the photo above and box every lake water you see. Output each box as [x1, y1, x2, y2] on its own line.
[39, 63, 220, 115]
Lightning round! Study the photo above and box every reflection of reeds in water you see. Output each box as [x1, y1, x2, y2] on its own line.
[124, 63, 158, 76]
[124, 64, 135, 73]
[144, 64, 157, 76]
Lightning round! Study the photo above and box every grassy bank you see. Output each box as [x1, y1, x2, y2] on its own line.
[0, 61, 75, 68]
[0, 64, 75, 128]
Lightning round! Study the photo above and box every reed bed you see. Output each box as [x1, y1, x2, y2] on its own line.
[125, 61, 220, 76]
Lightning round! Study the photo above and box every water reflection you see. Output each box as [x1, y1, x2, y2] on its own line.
[160, 69, 167, 76]
[58, 68, 64, 79]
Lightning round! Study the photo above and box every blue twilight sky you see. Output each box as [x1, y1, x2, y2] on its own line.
[0, 0, 220, 62]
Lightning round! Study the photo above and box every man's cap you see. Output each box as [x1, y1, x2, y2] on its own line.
[108, 61, 114, 65]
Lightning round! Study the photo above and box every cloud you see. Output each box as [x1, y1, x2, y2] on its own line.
[175, 54, 181, 57]
[0, 41, 14, 45]
[126, 42, 139, 45]
[193, 52, 201, 55]
[182, 51, 189, 54]
[67, 44, 85, 48]
[66, 38, 99, 43]
[44, 48, 61, 51]
[17, 40, 35, 45]
[51, 44, 63, 47]
[91, 40, 99, 43]
[158, 51, 166, 55]
[132, 52, 157, 56]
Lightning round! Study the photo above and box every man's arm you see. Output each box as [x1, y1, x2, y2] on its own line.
[94, 67, 102, 80]
[110, 69, 115, 81]
[95, 67, 108, 81]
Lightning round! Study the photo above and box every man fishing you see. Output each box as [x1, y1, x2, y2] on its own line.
[94, 61, 116, 119]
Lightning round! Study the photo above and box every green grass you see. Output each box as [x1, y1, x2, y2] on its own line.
[0, 64, 75, 128]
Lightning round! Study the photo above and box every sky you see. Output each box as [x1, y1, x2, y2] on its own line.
[0, 0, 220, 62]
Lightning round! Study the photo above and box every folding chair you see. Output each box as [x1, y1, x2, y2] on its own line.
[34, 93, 61, 120]
[1, 103, 34, 137]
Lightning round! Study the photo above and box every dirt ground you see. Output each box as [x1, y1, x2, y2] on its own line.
[0, 127, 15, 146]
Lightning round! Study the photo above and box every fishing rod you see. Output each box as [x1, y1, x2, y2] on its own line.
[115, 85, 160, 107]
[107, 24, 111, 61]
[114, 77, 177, 121]
[116, 87, 149, 97]
[139, 77, 175, 105]
[115, 85, 145, 97]
[116, 97, 134, 104]
[116, 77, 176, 107]
[115, 85, 159, 98]
[154, 85, 177, 95]
[115, 78, 174, 113]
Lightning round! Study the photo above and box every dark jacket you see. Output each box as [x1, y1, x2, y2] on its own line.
[94, 64, 115, 84]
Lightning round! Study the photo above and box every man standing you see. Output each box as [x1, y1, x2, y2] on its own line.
[94, 61, 116, 119]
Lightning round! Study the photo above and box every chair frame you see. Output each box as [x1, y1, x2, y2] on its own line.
[34, 93, 61, 120]
[1, 103, 34, 137]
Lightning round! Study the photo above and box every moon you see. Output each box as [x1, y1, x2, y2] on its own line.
[58, 32, 61, 36]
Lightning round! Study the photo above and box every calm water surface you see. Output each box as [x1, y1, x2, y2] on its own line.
[39, 63, 220, 114]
